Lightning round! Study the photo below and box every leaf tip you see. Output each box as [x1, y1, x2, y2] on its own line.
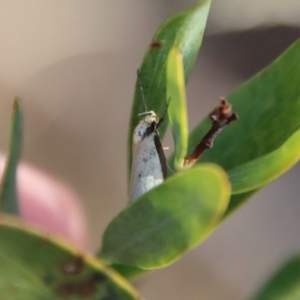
[13, 97, 21, 111]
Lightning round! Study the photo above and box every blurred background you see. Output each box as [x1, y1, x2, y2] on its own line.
[0, 0, 300, 299]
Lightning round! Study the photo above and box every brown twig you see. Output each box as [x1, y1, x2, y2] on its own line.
[183, 98, 238, 167]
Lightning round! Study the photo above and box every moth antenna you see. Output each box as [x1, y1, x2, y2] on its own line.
[137, 69, 148, 113]
[138, 111, 155, 116]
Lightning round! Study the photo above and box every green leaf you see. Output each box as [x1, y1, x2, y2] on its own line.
[0, 216, 139, 300]
[0, 99, 22, 215]
[189, 39, 300, 171]
[167, 48, 189, 169]
[229, 129, 300, 194]
[252, 254, 300, 300]
[100, 164, 230, 269]
[110, 264, 146, 281]
[127, 0, 211, 176]
[178, 39, 300, 213]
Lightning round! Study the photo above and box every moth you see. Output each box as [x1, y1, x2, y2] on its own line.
[129, 73, 237, 202]
[129, 109, 167, 201]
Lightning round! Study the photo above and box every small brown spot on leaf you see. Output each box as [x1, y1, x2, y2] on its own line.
[150, 40, 163, 49]
[13, 98, 19, 111]
[78, 281, 97, 296]
[61, 256, 84, 275]
[57, 283, 74, 296]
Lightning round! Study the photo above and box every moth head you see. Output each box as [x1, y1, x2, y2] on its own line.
[133, 111, 159, 144]
[139, 110, 159, 125]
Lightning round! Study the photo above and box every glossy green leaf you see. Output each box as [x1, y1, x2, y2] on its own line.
[252, 254, 300, 300]
[189, 39, 300, 170]
[0, 99, 22, 215]
[128, 0, 211, 176]
[110, 264, 146, 281]
[100, 164, 230, 269]
[229, 129, 300, 194]
[167, 48, 189, 169]
[0, 216, 139, 300]
[175, 39, 300, 213]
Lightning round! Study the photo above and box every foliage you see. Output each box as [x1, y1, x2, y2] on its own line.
[1, 0, 300, 298]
